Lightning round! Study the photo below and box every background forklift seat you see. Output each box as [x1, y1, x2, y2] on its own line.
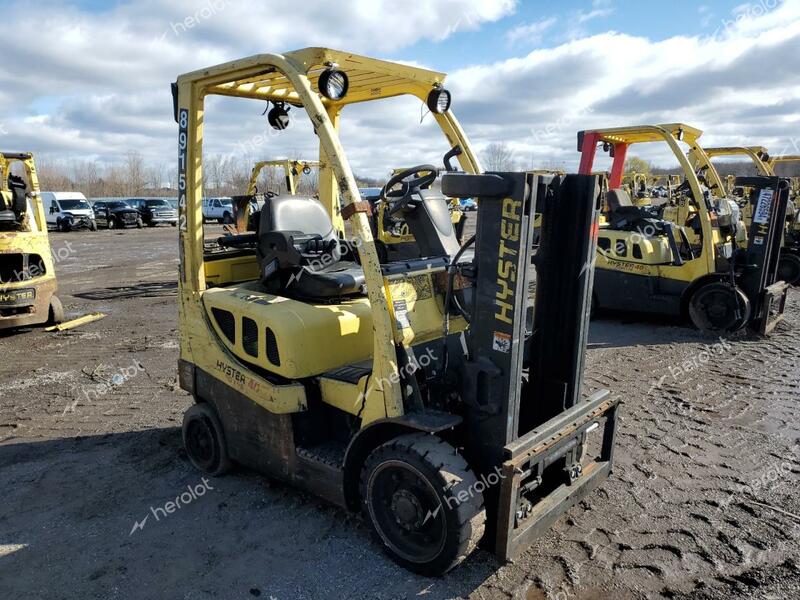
[257, 195, 366, 299]
[606, 188, 663, 231]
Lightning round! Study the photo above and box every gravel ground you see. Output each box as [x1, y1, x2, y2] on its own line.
[0, 224, 798, 600]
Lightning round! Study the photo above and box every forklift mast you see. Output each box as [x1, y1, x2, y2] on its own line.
[442, 172, 619, 560]
[735, 176, 790, 333]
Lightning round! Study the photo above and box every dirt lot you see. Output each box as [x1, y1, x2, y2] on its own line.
[1, 224, 798, 600]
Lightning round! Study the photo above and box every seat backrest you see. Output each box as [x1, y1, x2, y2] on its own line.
[259, 195, 336, 241]
[607, 188, 633, 211]
[402, 190, 462, 258]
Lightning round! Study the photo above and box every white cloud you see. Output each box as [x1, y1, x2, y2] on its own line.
[577, 0, 615, 24]
[505, 17, 558, 46]
[0, 0, 799, 180]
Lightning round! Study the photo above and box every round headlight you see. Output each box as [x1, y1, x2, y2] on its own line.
[302, 165, 312, 175]
[319, 69, 349, 101]
[426, 88, 451, 114]
[267, 102, 290, 130]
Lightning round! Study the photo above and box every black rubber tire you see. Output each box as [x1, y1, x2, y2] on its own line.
[360, 433, 486, 576]
[88, 221, 97, 231]
[47, 295, 64, 325]
[171, 222, 177, 227]
[777, 252, 800, 286]
[182, 403, 232, 476]
[107, 218, 115, 230]
[58, 219, 71, 233]
[688, 282, 751, 332]
[222, 212, 233, 225]
[136, 218, 144, 229]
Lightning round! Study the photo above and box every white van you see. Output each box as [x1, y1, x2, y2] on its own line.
[41, 192, 97, 231]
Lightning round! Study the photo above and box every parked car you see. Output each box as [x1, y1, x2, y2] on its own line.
[41, 191, 97, 231]
[202, 197, 234, 223]
[92, 200, 143, 229]
[128, 198, 178, 227]
[458, 197, 477, 211]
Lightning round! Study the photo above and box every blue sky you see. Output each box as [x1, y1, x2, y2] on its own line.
[396, 0, 745, 70]
[0, 0, 797, 178]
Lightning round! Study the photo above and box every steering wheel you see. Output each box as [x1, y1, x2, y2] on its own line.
[380, 164, 438, 215]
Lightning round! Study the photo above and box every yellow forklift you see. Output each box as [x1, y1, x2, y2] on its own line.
[0, 152, 63, 331]
[246, 159, 320, 197]
[173, 47, 619, 575]
[700, 146, 800, 285]
[578, 124, 789, 334]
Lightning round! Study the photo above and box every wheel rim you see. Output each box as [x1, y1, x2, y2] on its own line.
[367, 460, 446, 564]
[185, 416, 219, 471]
[777, 254, 800, 286]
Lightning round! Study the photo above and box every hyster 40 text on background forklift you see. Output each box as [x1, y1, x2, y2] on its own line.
[578, 124, 789, 334]
[700, 146, 800, 285]
[173, 47, 619, 574]
[0, 151, 64, 331]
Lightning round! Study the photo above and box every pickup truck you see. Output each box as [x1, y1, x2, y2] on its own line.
[202, 197, 234, 223]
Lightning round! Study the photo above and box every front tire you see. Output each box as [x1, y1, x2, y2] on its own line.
[88, 220, 97, 231]
[777, 251, 800, 286]
[222, 212, 233, 225]
[107, 218, 116, 230]
[688, 282, 751, 332]
[182, 403, 231, 476]
[136, 218, 144, 229]
[360, 433, 486, 576]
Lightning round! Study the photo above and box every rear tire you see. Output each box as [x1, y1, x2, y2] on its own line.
[182, 403, 231, 476]
[47, 295, 64, 325]
[777, 252, 800, 286]
[360, 433, 486, 576]
[688, 282, 751, 332]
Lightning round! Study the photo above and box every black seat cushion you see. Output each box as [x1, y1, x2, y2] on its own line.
[290, 261, 366, 299]
[606, 188, 663, 231]
[257, 195, 366, 300]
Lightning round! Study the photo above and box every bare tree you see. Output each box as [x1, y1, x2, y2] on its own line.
[481, 142, 516, 171]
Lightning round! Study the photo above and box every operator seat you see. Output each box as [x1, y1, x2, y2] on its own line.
[606, 188, 663, 232]
[257, 195, 366, 300]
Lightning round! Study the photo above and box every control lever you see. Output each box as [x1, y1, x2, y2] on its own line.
[443, 145, 463, 172]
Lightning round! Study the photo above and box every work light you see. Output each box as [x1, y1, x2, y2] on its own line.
[319, 68, 349, 100]
[426, 88, 451, 114]
[267, 102, 290, 130]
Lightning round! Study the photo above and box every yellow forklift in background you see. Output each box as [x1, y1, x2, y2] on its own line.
[579, 124, 789, 333]
[246, 159, 320, 196]
[0, 152, 63, 331]
[700, 146, 800, 284]
[173, 47, 619, 575]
